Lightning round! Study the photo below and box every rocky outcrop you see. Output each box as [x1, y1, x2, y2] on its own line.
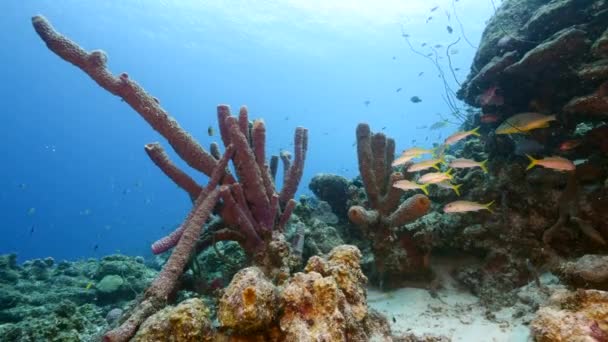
[531, 289, 608, 341]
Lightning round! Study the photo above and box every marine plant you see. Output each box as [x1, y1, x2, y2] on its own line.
[31, 15, 308, 341]
[348, 123, 431, 288]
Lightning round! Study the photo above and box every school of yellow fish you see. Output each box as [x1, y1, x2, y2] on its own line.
[391, 112, 575, 214]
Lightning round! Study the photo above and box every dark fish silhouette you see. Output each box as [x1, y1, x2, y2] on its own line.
[430, 6, 439, 12]
[446, 26, 453, 34]
[426, 16, 433, 23]
[396, 88, 402, 92]
[364, 100, 371, 107]
[93, 244, 99, 251]
[207, 126, 214, 136]
[410, 96, 422, 103]
[418, 72, 424, 76]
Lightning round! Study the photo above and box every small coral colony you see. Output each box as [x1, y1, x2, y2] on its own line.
[392, 111, 573, 214]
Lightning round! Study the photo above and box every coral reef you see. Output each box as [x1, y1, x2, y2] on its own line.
[32, 15, 308, 341]
[132, 298, 214, 342]
[348, 123, 431, 287]
[0, 254, 152, 341]
[309, 173, 351, 219]
[531, 289, 608, 341]
[431, 0, 608, 308]
[214, 245, 393, 341]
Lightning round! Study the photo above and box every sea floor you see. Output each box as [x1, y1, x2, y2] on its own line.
[369, 287, 530, 341]
[367, 256, 555, 342]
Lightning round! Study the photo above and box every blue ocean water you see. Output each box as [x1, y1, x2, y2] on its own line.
[1, 1, 493, 261]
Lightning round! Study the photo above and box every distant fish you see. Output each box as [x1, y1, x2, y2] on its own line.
[29, 225, 35, 235]
[449, 158, 488, 173]
[433, 143, 448, 158]
[396, 87, 402, 92]
[364, 100, 371, 107]
[526, 155, 575, 172]
[407, 158, 444, 172]
[446, 25, 453, 34]
[444, 200, 494, 213]
[418, 71, 425, 76]
[454, 67, 461, 71]
[434, 44, 443, 49]
[436, 181, 462, 196]
[393, 180, 430, 195]
[426, 16, 433, 23]
[27, 207, 36, 216]
[477, 85, 504, 107]
[418, 169, 453, 184]
[207, 126, 214, 136]
[430, 120, 449, 130]
[559, 139, 582, 151]
[430, 6, 439, 12]
[444, 126, 480, 145]
[85, 282, 94, 290]
[480, 113, 500, 123]
[416, 125, 428, 129]
[495, 113, 556, 135]
[93, 244, 99, 251]
[421, 43, 427, 47]
[410, 96, 422, 103]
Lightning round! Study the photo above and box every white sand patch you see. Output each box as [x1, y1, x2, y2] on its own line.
[367, 256, 535, 341]
[368, 287, 530, 341]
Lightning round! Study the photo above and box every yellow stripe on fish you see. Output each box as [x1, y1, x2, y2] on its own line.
[526, 155, 575, 172]
[443, 200, 494, 213]
[495, 113, 556, 135]
[448, 158, 488, 173]
[392, 179, 430, 195]
[444, 126, 480, 145]
[418, 168, 453, 184]
[407, 158, 445, 172]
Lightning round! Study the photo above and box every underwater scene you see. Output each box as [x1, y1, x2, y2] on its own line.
[1, 0, 608, 341]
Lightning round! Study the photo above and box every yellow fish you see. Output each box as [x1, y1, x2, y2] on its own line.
[85, 282, 94, 290]
[448, 158, 488, 173]
[393, 179, 430, 195]
[391, 154, 415, 167]
[526, 155, 575, 171]
[407, 158, 445, 172]
[418, 168, 453, 184]
[436, 181, 462, 196]
[401, 147, 435, 157]
[444, 200, 494, 213]
[445, 126, 480, 145]
[495, 113, 556, 135]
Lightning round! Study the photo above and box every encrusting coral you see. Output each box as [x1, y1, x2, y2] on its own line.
[31, 15, 307, 341]
[348, 123, 431, 287]
[215, 245, 392, 341]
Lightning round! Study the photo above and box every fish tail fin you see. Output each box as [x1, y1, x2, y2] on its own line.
[452, 184, 462, 196]
[479, 159, 489, 174]
[420, 184, 430, 195]
[431, 164, 440, 171]
[484, 200, 495, 213]
[470, 126, 481, 136]
[525, 154, 537, 171]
